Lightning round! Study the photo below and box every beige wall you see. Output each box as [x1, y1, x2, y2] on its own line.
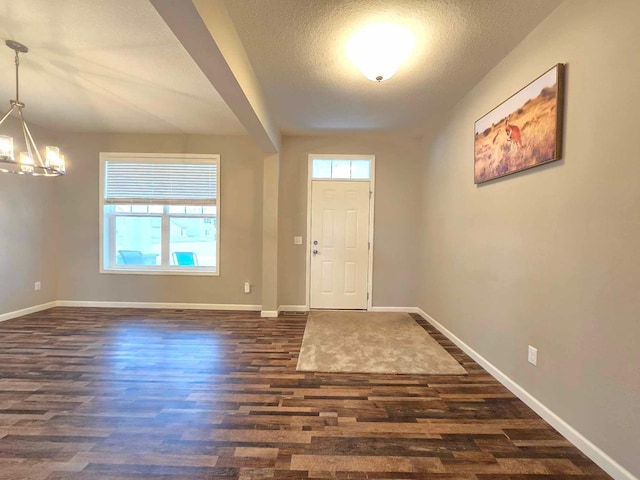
[0, 118, 58, 315]
[55, 133, 264, 306]
[418, 0, 640, 475]
[2, 129, 423, 312]
[278, 134, 422, 308]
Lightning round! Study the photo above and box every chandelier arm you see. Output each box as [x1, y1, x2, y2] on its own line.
[19, 110, 45, 167]
[0, 105, 17, 126]
[22, 120, 34, 164]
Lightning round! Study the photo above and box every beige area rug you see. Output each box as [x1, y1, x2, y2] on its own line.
[296, 311, 466, 375]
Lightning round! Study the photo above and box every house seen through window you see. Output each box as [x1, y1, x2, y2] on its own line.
[100, 153, 220, 275]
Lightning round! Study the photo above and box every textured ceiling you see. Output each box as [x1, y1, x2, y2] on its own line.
[0, 0, 245, 135]
[0, 0, 561, 137]
[223, 0, 562, 135]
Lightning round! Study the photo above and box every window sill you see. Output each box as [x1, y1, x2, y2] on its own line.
[100, 267, 219, 277]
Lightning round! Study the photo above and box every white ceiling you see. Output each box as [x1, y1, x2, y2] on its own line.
[223, 0, 562, 135]
[0, 0, 562, 137]
[0, 0, 245, 135]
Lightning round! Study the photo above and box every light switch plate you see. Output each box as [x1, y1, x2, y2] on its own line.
[528, 345, 538, 366]
[294, 236, 303, 245]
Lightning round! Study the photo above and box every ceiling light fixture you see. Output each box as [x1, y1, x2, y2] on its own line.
[346, 22, 416, 82]
[0, 40, 65, 176]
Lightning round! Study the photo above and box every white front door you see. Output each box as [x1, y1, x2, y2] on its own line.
[310, 181, 370, 309]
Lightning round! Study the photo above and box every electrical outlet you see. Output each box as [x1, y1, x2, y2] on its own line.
[528, 345, 538, 366]
[244, 282, 251, 294]
[34, 281, 41, 291]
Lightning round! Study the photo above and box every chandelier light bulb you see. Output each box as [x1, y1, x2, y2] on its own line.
[19, 152, 34, 174]
[347, 22, 416, 82]
[0, 135, 13, 160]
[46, 146, 66, 174]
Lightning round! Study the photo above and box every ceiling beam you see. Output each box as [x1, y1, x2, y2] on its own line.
[150, 0, 280, 153]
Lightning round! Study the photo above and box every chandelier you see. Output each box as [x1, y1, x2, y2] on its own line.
[0, 40, 65, 176]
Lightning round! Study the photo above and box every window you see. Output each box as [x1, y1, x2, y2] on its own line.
[100, 153, 220, 275]
[311, 157, 371, 180]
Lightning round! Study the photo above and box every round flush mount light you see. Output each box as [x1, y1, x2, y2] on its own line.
[346, 22, 416, 82]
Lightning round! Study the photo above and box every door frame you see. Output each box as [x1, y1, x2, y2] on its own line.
[305, 154, 376, 310]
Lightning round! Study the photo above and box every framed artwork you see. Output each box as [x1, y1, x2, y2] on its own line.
[474, 64, 565, 184]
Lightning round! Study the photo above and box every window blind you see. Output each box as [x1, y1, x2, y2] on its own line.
[104, 161, 217, 205]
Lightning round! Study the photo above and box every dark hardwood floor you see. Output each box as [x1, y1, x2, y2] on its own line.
[0, 307, 610, 479]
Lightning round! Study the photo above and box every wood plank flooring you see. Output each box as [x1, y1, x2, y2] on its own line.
[0, 308, 610, 479]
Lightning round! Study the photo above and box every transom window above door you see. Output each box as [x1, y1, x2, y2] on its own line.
[311, 156, 371, 180]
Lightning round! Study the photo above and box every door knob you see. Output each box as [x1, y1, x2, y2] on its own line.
[312, 249, 319, 255]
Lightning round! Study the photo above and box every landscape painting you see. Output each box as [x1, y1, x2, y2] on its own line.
[474, 64, 565, 184]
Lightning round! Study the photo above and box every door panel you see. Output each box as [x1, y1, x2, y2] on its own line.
[345, 210, 358, 248]
[310, 181, 370, 309]
[344, 262, 357, 293]
[321, 262, 334, 293]
[322, 210, 335, 246]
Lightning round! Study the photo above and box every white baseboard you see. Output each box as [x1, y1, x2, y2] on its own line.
[260, 310, 278, 318]
[57, 300, 261, 311]
[0, 301, 58, 323]
[370, 306, 417, 313]
[415, 307, 637, 480]
[277, 306, 416, 314]
[276, 306, 417, 314]
[278, 305, 309, 313]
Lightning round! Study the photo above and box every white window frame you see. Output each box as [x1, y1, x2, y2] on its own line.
[305, 154, 375, 310]
[310, 156, 373, 180]
[99, 152, 221, 276]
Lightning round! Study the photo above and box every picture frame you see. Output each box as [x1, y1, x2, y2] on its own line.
[474, 64, 565, 184]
